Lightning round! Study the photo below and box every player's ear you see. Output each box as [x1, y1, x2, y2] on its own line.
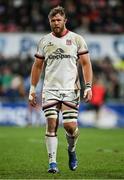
[64, 18, 67, 24]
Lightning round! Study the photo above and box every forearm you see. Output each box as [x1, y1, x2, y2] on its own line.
[29, 59, 43, 101]
[80, 54, 93, 102]
[31, 63, 42, 87]
[82, 61, 93, 85]
[30, 58, 44, 88]
[79, 53, 93, 85]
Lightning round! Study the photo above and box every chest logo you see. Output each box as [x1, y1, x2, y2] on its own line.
[47, 48, 71, 60]
[66, 39, 72, 45]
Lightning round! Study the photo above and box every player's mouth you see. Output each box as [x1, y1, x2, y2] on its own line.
[54, 27, 60, 30]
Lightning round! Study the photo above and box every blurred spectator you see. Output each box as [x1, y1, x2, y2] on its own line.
[86, 75, 106, 125]
[0, 65, 26, 100]
[100, 57, 120, 99]
[65, 0, 79, 30]
[1, 66, 13, 96]
[114, 61, 124, 99]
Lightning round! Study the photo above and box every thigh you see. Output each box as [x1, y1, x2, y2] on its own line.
[61, 102, 78, 127]
[42, 90, 61, 110]
[61, 90, 80, 125]
[62, 90, 80, 105]
[45, 103, 61, 134]
[42, 90, 61, 129]
[61, 90, 80, 111]
[43, 97, 61, 134]
[62, 103, 78, 134]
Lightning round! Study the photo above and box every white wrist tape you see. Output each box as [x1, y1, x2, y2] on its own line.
[85, 83, 92, 88]
[29, 85, 36, 93]
[84, 87, 91, 97]
[85, 87, 91, 92]
[29, 85, 36, 100]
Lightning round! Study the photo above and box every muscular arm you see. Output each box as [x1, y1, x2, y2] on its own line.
[31, 58, 44, 86]
[29, 58, 44, 106]
[79, 53, 93, 85]
[79, 53, 93, 102]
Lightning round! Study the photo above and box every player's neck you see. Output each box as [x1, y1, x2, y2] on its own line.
[52, 29, 69, 38]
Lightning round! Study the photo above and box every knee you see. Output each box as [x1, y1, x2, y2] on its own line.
[62, 109, 78, 135]
[44, 108, 59, 133]
[64, 124, 75, 135]
[64, 123, 79, 137]
[46, 118, 58, 133]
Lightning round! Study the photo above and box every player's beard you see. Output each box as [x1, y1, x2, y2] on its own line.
[52, 24, 65, 37]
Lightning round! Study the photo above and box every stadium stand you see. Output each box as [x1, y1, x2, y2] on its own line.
[0, 0, 123, 33]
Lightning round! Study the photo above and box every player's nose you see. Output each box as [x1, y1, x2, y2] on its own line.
[54, 20, 59, 25]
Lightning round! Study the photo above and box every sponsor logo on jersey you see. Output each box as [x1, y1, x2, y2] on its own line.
[47, 48, 71, 60]
[47, 42, 54, 46]
[66, 39, 72, 45]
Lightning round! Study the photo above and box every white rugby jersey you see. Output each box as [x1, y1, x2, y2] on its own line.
[35, 30, 88, 90]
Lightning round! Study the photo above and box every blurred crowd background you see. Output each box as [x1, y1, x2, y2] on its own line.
[0, 0, 123, 33]
[0, 0, 124, 102]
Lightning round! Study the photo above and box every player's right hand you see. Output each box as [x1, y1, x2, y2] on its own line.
[29, 92, 37, 107]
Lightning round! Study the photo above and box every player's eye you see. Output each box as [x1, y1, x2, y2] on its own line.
[51, 20, 55, 22]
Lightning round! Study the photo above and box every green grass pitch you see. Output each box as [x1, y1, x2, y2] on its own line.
[0, 127, 124, 179]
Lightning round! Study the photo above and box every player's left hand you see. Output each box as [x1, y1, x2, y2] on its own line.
[83, 87, 92, 103]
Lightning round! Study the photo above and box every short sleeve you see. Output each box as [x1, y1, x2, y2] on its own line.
[77, 35, 89, 56]
[34, 37, 45, 60]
